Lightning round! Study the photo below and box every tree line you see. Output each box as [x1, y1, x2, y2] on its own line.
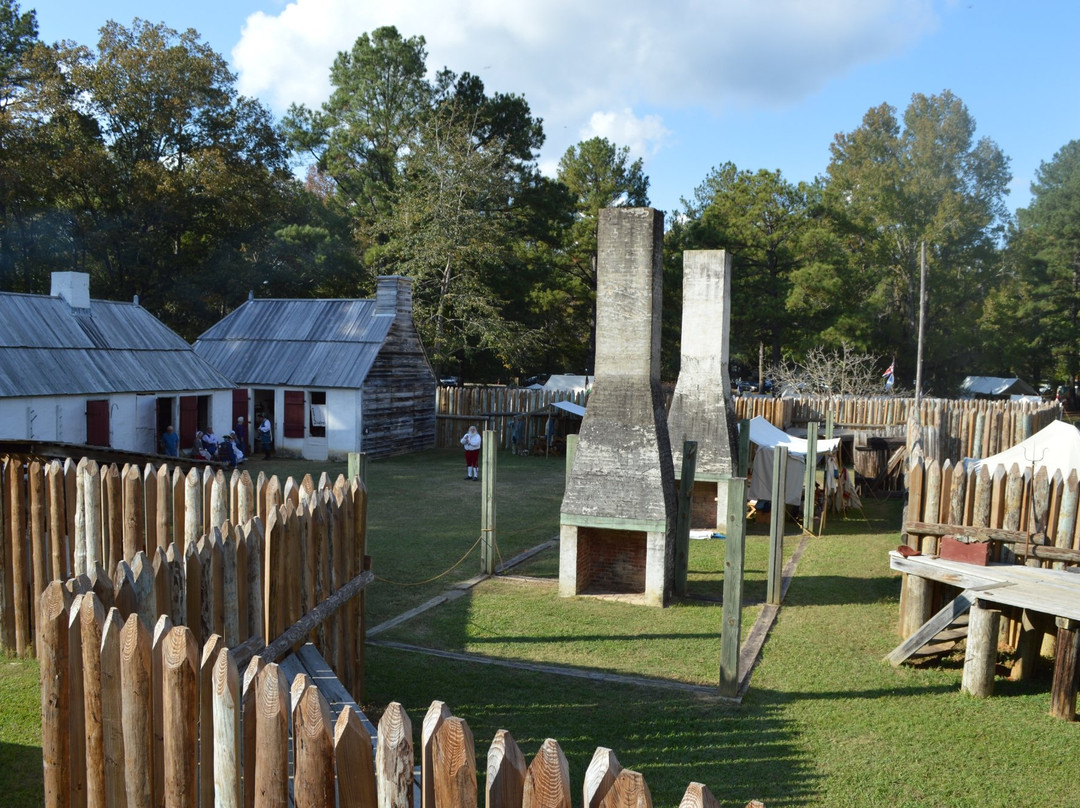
[1, 3, 1076, 394]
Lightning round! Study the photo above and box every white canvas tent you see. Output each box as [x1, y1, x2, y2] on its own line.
[526, 374, 591, 393]
[969, 419, 1080, 479]
[743, 416, 842, 505]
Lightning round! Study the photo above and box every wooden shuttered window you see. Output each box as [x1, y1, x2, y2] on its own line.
[283, 390, 305, 438]
[179, 395, 198, 448]
[86, 399, 109, 446]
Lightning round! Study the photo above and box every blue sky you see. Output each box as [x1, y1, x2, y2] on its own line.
[30, 1, 1080, 217]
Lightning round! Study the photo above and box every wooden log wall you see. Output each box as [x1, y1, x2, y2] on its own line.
[443, 388, 1059, 470]
[904, 455, 1080, 558]
[37, 615, 764, 808]
[435, 386, 590, 450]
[731, 396, 791, 428]
[787, 395, 1059, 464]
[1, 456, 367, 699]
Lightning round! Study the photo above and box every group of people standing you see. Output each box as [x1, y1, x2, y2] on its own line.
[159, 413, 274, 463]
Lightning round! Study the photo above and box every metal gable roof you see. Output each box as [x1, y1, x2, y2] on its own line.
[194, 298, 396, 388]
[0, 292, 235, 397]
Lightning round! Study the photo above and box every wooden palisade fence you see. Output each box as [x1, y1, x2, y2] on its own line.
[2, 455, 367, 698]
[436, 386, 589, 451]
[441, 387, 1059, 469]
[903, 454, 1080, 564]
[783, 395, 1059, 466]
[39, 601, 763, 808]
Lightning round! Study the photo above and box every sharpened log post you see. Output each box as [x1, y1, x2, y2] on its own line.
[293, 683, 335, 808]
[120, 613, 152, 808]
[487, 730, 526, 808]
[961, 599, 1001, 698]
[199, 634, 225, 808]
[254, 663, 290, 808]
[523, 738, 572, 808]
[241, 656, 265, 808]
[423, 701, 451, 808]
[100, 609, 125, 808]
[40, 581, 70, 807]
[376, 701, 414, 808]
[599, 769, 652, 808]
[679, 782, 721, 808]
[737, 419, 750, 479]
[584, 747, 622, 808]
[162, 625, 198, 808]
[212, 647, 242, 808]
[432, 716, 477, 808]
[9, 458, 29, 655]
[335, 706, 377, 808]
[1051, 617, 1080, 720]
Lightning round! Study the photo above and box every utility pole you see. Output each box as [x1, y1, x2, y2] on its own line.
[915, 241, 926, 406]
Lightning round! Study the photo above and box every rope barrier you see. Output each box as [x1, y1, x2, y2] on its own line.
[374, 534, 484, 587]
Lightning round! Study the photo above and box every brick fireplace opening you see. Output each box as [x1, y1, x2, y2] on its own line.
[575, 528, 647, 595]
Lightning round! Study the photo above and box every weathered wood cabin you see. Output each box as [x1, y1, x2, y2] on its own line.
[0, 272, 235, 453]
[193, 276, 436, 460]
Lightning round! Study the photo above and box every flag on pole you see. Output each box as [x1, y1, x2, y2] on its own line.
[883, 359, 895, 391]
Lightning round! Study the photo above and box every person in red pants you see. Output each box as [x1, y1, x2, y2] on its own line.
[460, 426, 482, 480]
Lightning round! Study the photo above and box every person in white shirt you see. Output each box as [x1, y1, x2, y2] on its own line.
[460, 426, 482, 480]
[258, 415, 273, 459]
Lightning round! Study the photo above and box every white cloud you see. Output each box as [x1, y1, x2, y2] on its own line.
[582, 109, 672, 161]
[234, 0, 936, 169]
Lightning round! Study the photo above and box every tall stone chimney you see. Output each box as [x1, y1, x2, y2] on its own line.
[559, 208, 676, 607]
[51, 271, 91, 310]
[667, 250, 739, 528]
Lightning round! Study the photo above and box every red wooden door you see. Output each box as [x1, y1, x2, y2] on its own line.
[232, 388, 248, 422]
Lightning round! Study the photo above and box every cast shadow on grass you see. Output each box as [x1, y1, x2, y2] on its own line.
[462, 631, 729, 645]
[782, 574, 901, 607]
[365, 644, 824, 808]
[0, 742, 43, 807]
[679, 572, 900, 608]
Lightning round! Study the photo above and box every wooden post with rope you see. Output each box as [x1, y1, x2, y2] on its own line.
[481, 430, 497, 574]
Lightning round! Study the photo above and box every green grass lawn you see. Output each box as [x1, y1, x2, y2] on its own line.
[5, 449, 1080, 807]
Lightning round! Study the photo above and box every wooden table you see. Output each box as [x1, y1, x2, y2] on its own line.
[888, 551, 1080, 718]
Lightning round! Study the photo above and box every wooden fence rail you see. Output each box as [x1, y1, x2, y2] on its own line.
[39, 594, 761, 808]
[2, 456, 367, 698]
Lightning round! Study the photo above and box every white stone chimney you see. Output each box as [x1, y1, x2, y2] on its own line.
[51, 272, 91, 310]
[559, 208, 677, 607]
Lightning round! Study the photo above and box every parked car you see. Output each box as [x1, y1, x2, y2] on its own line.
[439, 375, 461, 386]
